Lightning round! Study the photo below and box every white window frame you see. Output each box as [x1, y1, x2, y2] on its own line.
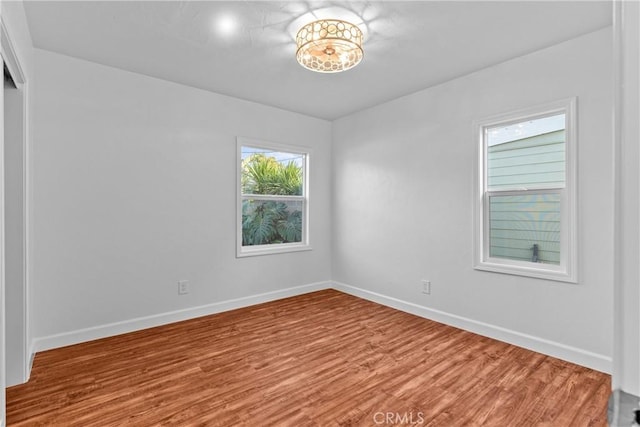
[236, 137, 311, 257]
[473, 98, 578, 283]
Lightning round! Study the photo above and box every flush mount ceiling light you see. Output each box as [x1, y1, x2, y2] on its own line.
[296, 19, 363, 73]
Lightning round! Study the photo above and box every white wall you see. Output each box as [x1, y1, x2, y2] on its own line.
[30, 49, 332, 347]
[613, 0, 640, 396]
[332, 28, 613, 372]
[0, 48, 5, 427]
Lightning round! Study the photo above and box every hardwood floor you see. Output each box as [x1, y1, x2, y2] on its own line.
[7, 290, 609, 426]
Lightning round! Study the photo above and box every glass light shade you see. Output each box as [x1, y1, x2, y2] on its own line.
[296, 19, 363, 73]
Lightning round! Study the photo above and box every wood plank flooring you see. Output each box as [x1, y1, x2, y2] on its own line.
[7, 289, 610, 426]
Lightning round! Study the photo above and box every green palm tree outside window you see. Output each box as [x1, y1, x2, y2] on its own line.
[241, 152, 304, 246]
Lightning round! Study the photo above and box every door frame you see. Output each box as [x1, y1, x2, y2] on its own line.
[1, 15, 29, 387]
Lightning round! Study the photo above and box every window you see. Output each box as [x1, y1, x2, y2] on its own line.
[237, 138, 310, 257]
[474, 98, 577, 282]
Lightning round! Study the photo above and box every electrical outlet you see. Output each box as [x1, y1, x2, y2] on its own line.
[178, 280, 190, 295]
[422, 280, 431, 295]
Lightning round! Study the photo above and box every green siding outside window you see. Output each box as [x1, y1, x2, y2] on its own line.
[486, 128, 565, 265]
[488, 130, 565, 190]
[488, 193, 561, 264]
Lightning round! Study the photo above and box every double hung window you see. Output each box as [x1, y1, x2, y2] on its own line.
[474, 99, 577, 282]
[237, 138, 310, 257]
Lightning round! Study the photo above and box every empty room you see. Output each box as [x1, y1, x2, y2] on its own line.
[1, 1, 639, 426]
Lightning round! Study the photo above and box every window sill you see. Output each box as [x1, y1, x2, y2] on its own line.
[236, 244, 312, 258]
[474, 259, 577, 283]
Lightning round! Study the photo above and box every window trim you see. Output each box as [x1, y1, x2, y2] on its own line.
[236, 137, 311, 258]
[473, 98, 578, 283]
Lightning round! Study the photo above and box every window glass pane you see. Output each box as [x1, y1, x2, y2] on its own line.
[242, 199, 303, 246]
[489, 193, 560, 265]
[241, 146, 304, 196]
[487, 114, 565, 190]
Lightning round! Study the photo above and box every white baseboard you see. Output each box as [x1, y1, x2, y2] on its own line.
[32, 281, 332, 353]
[27, 342, 36, 379]
[332, 281, 612, 374]
[30, 280, 611, 374]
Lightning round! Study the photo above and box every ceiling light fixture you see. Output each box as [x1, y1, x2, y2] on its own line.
[296, 19, 363, 73]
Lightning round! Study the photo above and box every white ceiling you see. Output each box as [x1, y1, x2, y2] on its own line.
[23, 1, 612, 120]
